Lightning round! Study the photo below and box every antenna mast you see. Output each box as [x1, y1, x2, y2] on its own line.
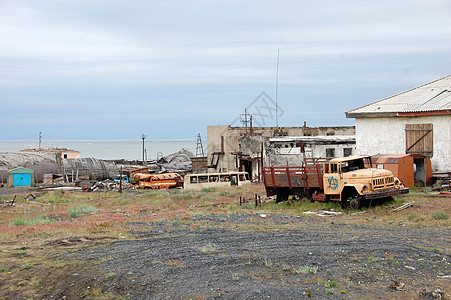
[195, 133, 205, 157]
[275, 48, 280, 128]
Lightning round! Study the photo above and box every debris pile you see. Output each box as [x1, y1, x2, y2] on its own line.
[88, 180, 135, 192]
[302, 209, 343, 217]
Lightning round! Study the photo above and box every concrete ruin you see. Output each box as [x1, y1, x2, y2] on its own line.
[207, 125, 356, 181]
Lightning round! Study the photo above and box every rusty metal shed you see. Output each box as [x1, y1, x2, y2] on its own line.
[8, 167, 35, 187]
[371, 154, 432, 188]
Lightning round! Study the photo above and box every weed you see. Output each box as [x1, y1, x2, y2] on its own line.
[171, 193, 192, 200]
[152, 260, 162, 264]
[20, 263, 33, 270]
[200, 243, 216, 253]
[432, 211, 449, 220]
[10, 215, 53, 227]
[32, 277, 40, 286]
[201, 187, 217, 193]
[384, 252, 395, 261]
[407, 213, 424, 223]
[264, 257, 274, 268]
[325, 280, 338, 287]
[106, 272, 117, 278]
[232, 273, 241, 281]
[280, 263, 290, 271]
[294, 265, 318, 274]
[340, 290, 347, 294]
[165, 259, 183, 267]
[431, 247, 444, 254]
[68, 204, 99, 218]
[326, 288, 335, 295]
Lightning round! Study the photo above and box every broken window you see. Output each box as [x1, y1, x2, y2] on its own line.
[209, 175, 219, 182]
[343, 148, 352, 157]
[326, 148, 335, 158]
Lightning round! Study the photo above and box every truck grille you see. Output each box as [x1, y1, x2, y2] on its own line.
[373, 176, 395, 190]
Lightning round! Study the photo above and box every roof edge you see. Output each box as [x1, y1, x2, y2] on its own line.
[346, 75, 451, 116]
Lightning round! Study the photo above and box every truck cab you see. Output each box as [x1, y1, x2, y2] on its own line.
[323, 156, 407, 208]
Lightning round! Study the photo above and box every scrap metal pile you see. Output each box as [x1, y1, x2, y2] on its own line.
[148, 148, 194, 173]
[87, 180, 136, 192]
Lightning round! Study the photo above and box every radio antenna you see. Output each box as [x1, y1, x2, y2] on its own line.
[275, 48, 280, 128]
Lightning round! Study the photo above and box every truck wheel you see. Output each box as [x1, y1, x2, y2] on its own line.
[349, 197, 361, 210]
[276, 189, 288, 203]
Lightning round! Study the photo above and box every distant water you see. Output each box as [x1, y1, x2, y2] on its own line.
[0, 140, 198, 161]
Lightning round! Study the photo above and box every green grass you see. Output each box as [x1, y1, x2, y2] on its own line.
[432, 211, 449, 220]
[407, 212, 424, 223]
[20, 263, 34, 270]
[10, 215, 53, 227]
[67, 204, 99, 218]
[294, 265, 318, 274]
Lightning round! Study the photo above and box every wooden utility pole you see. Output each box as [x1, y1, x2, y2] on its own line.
[119, 166, 123, 194]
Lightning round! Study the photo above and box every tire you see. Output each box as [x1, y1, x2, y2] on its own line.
[349, 197, 361, 210]
[276, 189, 288, 203]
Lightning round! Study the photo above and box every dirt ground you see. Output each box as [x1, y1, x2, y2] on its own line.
[65, 214, 450, 299]
[0, 187, 450, 299]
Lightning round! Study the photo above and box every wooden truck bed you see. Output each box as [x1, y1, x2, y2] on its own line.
[262, 165, 323, 189]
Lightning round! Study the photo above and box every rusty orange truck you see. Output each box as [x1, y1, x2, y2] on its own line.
[262, 155, 409, 209]
[134, 173, 183, 189]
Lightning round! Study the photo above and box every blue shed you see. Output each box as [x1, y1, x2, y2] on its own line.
[8, 167, 35, 187]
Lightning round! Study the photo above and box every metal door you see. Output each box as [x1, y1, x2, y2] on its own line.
[13, 173, 31, 186]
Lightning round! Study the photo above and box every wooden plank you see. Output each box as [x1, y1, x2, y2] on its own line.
[390, 201, 414, 212]
[405, 124, 433, 156]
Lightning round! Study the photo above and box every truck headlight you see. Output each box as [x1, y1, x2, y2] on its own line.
[395, 179, 400, 185]
[362, 185, 368, 191]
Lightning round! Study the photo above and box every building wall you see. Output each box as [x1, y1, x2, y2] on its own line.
[355, 115, 451, 172]
[61, 151, 81, 159]
[266, 143, 356, 167]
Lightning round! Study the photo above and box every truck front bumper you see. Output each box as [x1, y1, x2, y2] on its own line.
[363, 187, 408, 200]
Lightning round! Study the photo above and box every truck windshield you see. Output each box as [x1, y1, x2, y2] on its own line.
[341, 159, 365, 173]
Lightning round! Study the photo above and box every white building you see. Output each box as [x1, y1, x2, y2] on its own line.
[346, 75, 451, 175]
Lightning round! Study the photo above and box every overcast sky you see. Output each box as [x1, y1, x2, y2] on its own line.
[1, 0, 450, 141]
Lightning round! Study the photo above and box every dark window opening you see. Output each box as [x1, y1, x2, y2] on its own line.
[326, 148, 335, 158]
[343, 148, 352, 157]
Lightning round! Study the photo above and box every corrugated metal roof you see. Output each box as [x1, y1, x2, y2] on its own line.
[346, 75, 451, 118]
[8, 167, 35, 174]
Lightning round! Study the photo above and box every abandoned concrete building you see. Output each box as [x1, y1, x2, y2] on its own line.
[207, 125, 355, 181]
[266, 135, 356, 166]
[21, 147, 81, 159]
[346, 74, 451, 180]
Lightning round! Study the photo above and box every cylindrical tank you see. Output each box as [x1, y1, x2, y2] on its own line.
[62, 158, 119, 181]
[0, 152, 59, 183]
[0, 153, 120, 183]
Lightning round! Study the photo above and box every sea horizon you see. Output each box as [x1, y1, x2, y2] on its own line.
[0, 139, 200, 161]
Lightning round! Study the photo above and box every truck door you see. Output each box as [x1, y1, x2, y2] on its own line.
[323, 163, 340, 195]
